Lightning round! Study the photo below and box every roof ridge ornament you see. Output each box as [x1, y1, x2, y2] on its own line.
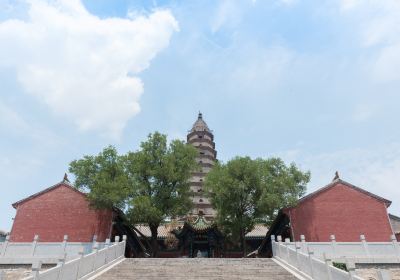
[63, 173, 70, 183]
[332, 171, 339, 181]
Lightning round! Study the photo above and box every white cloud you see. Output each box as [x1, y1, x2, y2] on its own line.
[227, 45, 294, 95]
[352, 103, 378, 122]
[0, 0, 179, 137]
[211, 0, 243, 33]
[339, 0, 400, 82]
[340, 0, 361, 11]
[279, 0, 298, 7]
[0, 102, 29, 132]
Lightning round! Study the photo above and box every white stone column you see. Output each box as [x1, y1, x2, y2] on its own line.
[285, 238, 291, 262]
[390, 234, 400, 260]
[323, 253, 333, 280]
[114, 236, 120, 260]
[56, 252, 67, 280]
[92, 242, 99, 271]
[31, 235, 39, 256]
[295, 243, 302, 270]
[1, 235, 9, 257]
[360, 234, 370, 257]
[346, 259, 356, 279]
[277, 235, 282, 258]
[271, 235, 276, 256]
[31, 261, 42, 280]
[75, 248, 85, 279]
[92, 235, 97, 251]
[330, 234, 337, 257]
[300, 234, 307, 254]
[61, 235, 68, 256]
[307, 248, 315, 279]
[377, 269, 392, 280]
[122, 235, 127, 256]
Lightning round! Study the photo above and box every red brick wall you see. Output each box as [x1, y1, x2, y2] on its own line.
[10, 184, 113, 242]
[287, 183, 394, 242]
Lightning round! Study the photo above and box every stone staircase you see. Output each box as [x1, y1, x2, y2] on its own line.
[95, 258, 298, 280]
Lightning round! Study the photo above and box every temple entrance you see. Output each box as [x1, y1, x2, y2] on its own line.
[192, 240, 209, 257]
[174, 216, 224, 258]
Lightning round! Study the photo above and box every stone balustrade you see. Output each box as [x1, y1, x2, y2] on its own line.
[272, 234, 400, 280]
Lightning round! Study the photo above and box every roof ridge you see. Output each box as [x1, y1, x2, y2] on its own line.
[12, 180, 85, 208]
[295, 178, 391, 207]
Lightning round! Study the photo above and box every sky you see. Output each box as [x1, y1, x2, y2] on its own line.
[0, 0, 400, 231]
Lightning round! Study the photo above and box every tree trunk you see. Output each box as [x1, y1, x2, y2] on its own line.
[150, 224, 159, 257]
[241, 228, 247, 257]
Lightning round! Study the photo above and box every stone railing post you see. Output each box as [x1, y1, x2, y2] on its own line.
[323, 253, 333, 280]
[271, 235, 276, 256]
[307, 248, 315, 279]
[92, 235, 97, 251]
[377, 269, 392, 280]
[346, 259, 356, 279]
[91, 242, 99, 271]
[122, 235, 127, 256]
[31, 235, 39, 256]
[295, 243, 302, 270]
[56, 252, 67, 280]
[285, 238, 291, 262]
[1, 235, 10, 257]
[390, 235, 400, 259]
[114, 236, 120, 260]
[75, 248, 85, 279]
[61, 235, 68, 256]
[277, 235, 282, 258]
[0, 270, 5, 280]
[104, 238, 111, 263]
[300, 234, 307, 253]
[31, 261, 42, 280]
[360, 234, 370, 256]
[330, 234, 337, 257]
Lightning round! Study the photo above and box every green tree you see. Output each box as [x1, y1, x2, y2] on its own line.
[124, 132, 198, 256]
[69, 146, 131, 209]
[204, 156, 310, 255]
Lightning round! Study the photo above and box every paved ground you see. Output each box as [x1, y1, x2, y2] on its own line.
[0, 264, 55, 280]
[95, 258, 298, 280]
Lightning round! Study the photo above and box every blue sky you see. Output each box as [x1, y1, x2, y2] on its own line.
[1, 0, 400, 232]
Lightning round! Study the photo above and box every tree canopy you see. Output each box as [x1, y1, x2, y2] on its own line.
[69, 132, 198, 256]
[204, 156, 310, 254]
[124, 132, 198, 255]
[69, 146, 130, 209]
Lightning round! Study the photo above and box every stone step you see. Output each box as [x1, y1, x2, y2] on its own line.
[94, 258, 298, 280]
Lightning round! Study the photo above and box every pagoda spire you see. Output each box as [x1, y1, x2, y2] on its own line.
[190, 112, 210, 133]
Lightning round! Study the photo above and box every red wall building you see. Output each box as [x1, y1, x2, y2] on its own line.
[285, 179, 394, 242]
[10, 179, 114, 242]
[259, 177, 396, 256]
